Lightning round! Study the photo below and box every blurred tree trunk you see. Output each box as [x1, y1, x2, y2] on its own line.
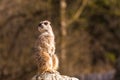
[60, 0, 88, 73]
[60, 0, 67, 73]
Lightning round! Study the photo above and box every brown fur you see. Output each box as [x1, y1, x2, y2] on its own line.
[34, 20, 59, 74]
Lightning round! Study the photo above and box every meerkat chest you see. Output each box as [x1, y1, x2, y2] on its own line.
[35, 35, 55, 55]
[37, 35, 55, 47]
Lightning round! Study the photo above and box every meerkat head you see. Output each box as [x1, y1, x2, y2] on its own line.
[38, 20, 53, 34]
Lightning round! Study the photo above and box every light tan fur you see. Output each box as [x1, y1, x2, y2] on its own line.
[34, 20, 59, 74]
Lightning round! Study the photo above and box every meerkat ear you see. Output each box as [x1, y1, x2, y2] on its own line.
[49, 21, 51, 25]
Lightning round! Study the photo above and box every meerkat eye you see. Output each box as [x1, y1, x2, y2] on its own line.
[38, 23, 42, 26]
[44, 22, 48, 25]
[38, 23, 44, 28]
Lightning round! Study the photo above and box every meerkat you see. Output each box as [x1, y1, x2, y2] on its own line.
[34, 20, 59, 74]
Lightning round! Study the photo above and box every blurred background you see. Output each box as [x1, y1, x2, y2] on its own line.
[0, 0, 120, 80]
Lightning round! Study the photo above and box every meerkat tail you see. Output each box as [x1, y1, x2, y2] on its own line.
[52, 54, 59, 71]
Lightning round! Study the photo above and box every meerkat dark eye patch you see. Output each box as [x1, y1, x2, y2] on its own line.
[38, 23, 44, 28]
[44, 22, 48, 25]
[38, 23, 42, 26]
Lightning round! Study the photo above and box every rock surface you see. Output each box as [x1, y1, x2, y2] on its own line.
[32, 72, 79, 80]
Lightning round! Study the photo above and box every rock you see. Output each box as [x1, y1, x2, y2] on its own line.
[31, 72, 79, 80]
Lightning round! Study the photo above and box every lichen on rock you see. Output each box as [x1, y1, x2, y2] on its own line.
[32, 72, 79, 80]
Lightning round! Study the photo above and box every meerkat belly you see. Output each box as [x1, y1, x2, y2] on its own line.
[45, 38, 55, 55]
[37, 36, 55, 55]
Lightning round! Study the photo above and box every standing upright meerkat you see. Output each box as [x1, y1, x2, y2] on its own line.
[34, 20, 59, 74]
